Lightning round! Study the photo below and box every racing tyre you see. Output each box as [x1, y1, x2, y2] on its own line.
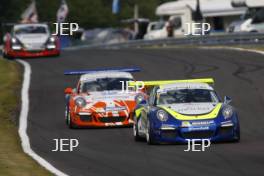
[66, 108, 78, 129]
[2, 52, 6, 58]
[233, 128, 240, 143]
[69, 116, 78, 129]
[65, 105, 69, 125]
[146, 119, 157, 145]
[2, 52, 12, 59]
[133, 116, 142, 141]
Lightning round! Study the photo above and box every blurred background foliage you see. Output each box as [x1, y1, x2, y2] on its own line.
[0, 0, 172, 28]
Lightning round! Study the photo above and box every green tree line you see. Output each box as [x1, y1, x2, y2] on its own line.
[1, 0, 172, 29]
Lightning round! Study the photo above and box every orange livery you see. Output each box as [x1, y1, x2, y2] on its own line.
[64, 67, 145, 128]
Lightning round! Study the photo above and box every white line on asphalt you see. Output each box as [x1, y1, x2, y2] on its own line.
[227, 47, 264, 55]
[15, 46, 263, 176]
[200, 46, 264, 55]
[17, 59, 69, 176]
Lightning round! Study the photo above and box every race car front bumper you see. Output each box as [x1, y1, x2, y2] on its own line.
[150, 120, 239, 143]
[6, 48, 60, 58]
[71, 112, 134, 127]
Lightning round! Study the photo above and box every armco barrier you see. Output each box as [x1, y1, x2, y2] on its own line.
[67, 33, 264, 50]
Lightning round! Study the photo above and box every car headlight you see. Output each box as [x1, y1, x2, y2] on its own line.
[11, 37, 17, 43]
[75, 97, 86, 108]
[222, 106, 233, 119]
[49, 36, 55, 43]
[157, 109, 168, 122]
[135, 94, 145, 104]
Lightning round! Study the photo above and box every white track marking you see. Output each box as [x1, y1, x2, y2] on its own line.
[17, 59, 69, 176]
[200, 46, 264, 55]
[228, 47, 264, 55]
[14, 46, 263, 176]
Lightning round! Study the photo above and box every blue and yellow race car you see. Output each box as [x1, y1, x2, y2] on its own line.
[132, 78, 240, 144]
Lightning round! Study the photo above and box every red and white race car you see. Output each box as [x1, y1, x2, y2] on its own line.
[64, 68, 146, 128]
[2, 23, 60, 58]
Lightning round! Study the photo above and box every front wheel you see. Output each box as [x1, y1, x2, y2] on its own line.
[65, 105, 69, 125]
[2, 52, 13, 59]
[233, 127, 240, 142]
[65, 108, 77, 129]
[2, 52, 6, 58]
[146, 119, 157, 145]
[133, 117, 141, 141]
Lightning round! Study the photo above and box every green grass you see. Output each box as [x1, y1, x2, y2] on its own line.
[0, 58, 51, 176]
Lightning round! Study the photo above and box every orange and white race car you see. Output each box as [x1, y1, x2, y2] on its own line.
[2, 23, 60, 59]
[64, 67, 145, 128]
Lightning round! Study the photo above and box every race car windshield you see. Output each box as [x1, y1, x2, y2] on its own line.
[14, 26, 47, 34]
[81, 78, 133, 92]
[157, 89, 219, 105]
[153, 21, 165, 30]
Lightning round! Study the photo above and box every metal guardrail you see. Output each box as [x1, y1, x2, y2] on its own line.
[67, 33, 264, 49]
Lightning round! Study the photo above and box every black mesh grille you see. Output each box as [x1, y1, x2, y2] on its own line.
[181, 131, 214, 139]
[98, 116, 126, 123]
[25, 49, 44, 53]
[218, 127, 233, 136]
[161, 131, 178, 139]
[79, 115, 93, 122]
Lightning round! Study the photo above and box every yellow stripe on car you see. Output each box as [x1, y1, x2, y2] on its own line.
[129, 78, 214, 87]
[135, 107, 144, 118]
[157, 103, 222, 120]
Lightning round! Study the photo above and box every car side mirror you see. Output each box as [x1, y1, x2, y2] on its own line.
[139, 99, 147, 105]
[224, 96, 232, 104]
[64, 87, 73, 94]
[135, 94, 147, 105]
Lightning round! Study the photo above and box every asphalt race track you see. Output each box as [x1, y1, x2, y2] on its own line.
[24, 48, 264, 176]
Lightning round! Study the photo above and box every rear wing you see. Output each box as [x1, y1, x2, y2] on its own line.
[64, 67, 141, 75]
[129, 78, 214, 87]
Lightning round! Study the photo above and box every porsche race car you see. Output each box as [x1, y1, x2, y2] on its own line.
[64, 67, 145, 128]
[132, 78, 240, 144]
[2, 23, 60, 58]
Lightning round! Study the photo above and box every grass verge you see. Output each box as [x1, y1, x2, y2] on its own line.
[0, 58, 51, 176]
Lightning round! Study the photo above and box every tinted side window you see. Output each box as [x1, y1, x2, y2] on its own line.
[149, 86, 158, 106]
[252, 9, 264, 24]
